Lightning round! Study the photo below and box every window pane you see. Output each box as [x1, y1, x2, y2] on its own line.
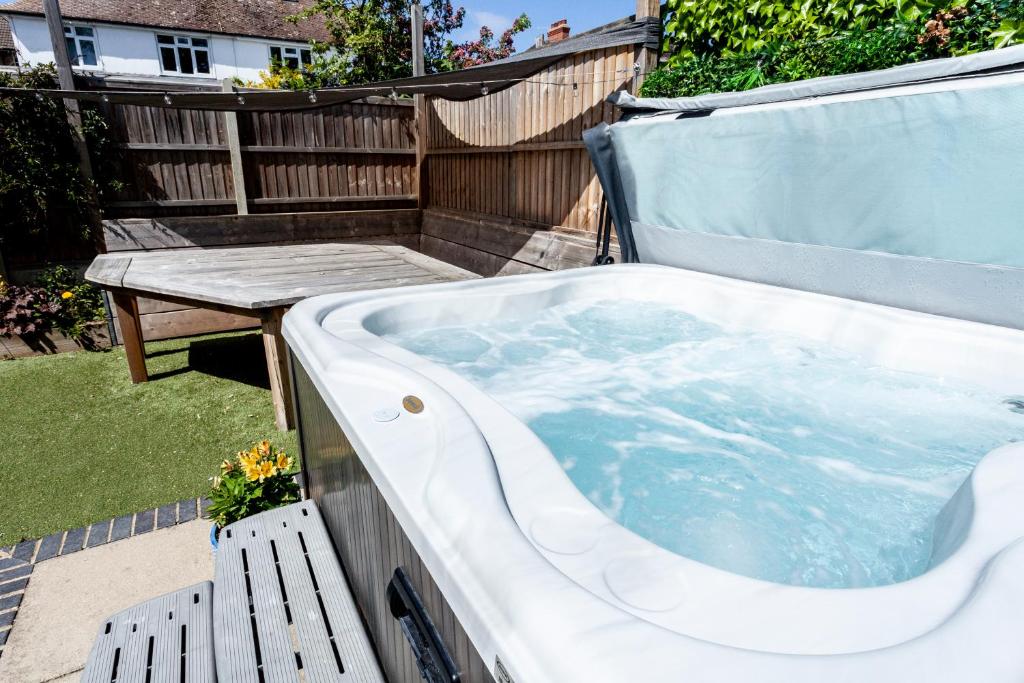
[194, 49, 210, 74]
[177, 46, 194, 73]
[269, 46, 281, 62]
[177, 37, 189, 45]
[160, 46, 177, 71]
[75, 26, 94, 36]
[192, 38, 207, 47]
[300, 49, 311, 65]
[157, 34, 174, 45]
[64, 26, 73, 36]
[284, 47, 297, 56]
[65, 37, 79, 64]
[79, 39, 97, 66]
[285, 56, 299, 70]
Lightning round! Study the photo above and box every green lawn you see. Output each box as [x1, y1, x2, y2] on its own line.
[0, 331, 297, 545]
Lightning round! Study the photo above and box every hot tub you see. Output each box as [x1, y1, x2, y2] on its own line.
[284, 265, 1024, 682]
[284, 53, 1024, 682]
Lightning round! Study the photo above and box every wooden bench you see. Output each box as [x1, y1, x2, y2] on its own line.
[85, 211, 476, 430]
[81, 502, 384, 682]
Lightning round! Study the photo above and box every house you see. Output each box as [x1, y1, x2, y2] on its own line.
[0, 17, 16, 66]
[1, 0, 328, 84]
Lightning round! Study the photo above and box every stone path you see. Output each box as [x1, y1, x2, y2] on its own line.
[0, 519, 214, 682]
[0, 496, 211, 678]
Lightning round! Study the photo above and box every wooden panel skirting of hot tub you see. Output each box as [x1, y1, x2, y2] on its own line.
[291, 357, 496, 683]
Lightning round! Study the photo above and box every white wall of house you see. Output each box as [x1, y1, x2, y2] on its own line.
[7, 14, 312, 82]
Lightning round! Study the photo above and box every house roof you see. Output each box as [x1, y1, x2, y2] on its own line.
[0, 16, 14, 51]
[0, 0, 329, 43]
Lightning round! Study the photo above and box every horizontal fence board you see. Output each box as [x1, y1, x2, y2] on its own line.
[421, 208, 607, 272]
[419, 234, 544, 277]
[102, 98, 416, 217]
[250, 195, 417, 205]
[428, 141, 586, 154]
[112, 304, 258, 342]
[240, 145, 415, 156]
[103, 209, 421, 251]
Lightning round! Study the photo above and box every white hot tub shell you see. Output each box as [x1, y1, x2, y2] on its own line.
[284, 264, 1024, 683]
[284, 51, 1024, 682]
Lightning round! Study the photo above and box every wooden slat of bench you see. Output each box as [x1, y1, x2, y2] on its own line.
[215, 501, 384, 683]
[82, 582, 215, 683]
[83, 255, 132, 288]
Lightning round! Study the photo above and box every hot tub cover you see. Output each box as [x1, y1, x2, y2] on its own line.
[585, 47, 1024, 329]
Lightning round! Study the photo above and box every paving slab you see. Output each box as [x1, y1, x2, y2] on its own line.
[0, 519, 213, 682]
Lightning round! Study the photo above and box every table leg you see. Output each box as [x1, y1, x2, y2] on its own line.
[261, 307, 294, 431]
[111, 292, 148, 384]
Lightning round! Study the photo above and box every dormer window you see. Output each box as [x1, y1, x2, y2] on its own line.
[156, 34, 211, 75]
[269, 45, 312, 70]
[64, 25, 97, 66]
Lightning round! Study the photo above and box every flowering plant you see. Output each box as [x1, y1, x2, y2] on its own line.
[207, 440, 300, 529]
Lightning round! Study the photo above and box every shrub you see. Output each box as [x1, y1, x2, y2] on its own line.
[34, 265, 106, 340]
[0, 64, 121, 266]
[207, 440, 300, 529]
[0, 282, 57, 337]
[645, 0, 1024, 98]
[661, 0, 933, 60]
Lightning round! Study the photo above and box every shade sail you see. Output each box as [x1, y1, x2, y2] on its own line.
[0, 17, 659, 111]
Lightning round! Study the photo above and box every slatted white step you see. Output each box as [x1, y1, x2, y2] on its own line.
[213, 500, 385, 682]
[82, 582, 216, 683]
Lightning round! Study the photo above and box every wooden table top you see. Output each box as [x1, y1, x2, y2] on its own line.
[85, 241, 478, 310]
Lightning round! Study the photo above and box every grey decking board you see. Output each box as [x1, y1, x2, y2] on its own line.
[82, 582, 215, 683]
[87, 242, 477, 311]
[215, 501, 385, 682]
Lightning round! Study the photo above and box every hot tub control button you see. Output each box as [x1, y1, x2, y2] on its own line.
[373, 408, 400, 422]
[402, 395, 425, 414]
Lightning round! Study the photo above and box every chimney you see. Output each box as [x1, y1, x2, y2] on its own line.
[547, 19, 570, 44]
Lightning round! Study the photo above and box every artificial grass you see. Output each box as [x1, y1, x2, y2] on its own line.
[0, 331, 298, 544]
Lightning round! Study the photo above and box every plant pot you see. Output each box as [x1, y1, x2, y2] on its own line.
[210, 523, 220, 551]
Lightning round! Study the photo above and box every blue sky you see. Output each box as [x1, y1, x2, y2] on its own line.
[452, 1, 633, 51]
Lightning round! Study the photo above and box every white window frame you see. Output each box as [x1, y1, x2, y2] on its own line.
[63, 23, 99, 69]
[155, 32, 213, 77]
[269, 44, 312, 70]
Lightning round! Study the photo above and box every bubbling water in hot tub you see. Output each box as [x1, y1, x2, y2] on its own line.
[385, 299, 1024, 589]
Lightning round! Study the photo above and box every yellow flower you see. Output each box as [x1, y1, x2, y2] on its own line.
[61, 291, 74, 300]
[256, 440, 271, 456]
[257, 460, 276, 481]
[220, 459, 234, 473]
[240, 449, 260, 470]
[276, 453, 292, 471]
[244, 463, 261, 481]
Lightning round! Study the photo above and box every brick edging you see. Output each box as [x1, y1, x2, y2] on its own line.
[0, 471, 306, 660]
[0, 495, 212, 661]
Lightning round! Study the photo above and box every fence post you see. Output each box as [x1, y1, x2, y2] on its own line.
[634, 0, 661, 94]
[412, 1, 429, 211]
[42, 0, 103, 251]
[222, 78, 249, 215]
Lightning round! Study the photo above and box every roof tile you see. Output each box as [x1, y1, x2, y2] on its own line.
[1, 0, 328, 43]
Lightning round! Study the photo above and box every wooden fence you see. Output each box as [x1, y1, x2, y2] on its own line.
[88, 38, 641, 268]
[418, 43, 639, 274]
[102, 96, 416, 217]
